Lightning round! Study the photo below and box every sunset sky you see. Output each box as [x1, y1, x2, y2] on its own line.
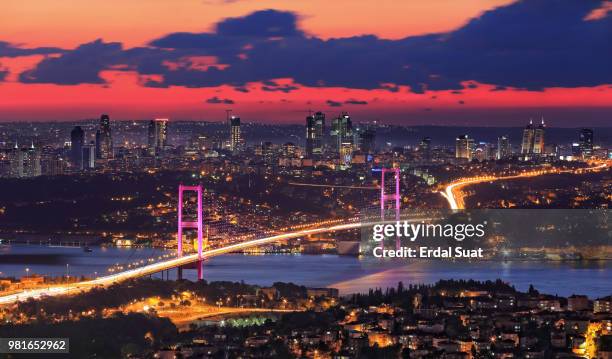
[1, 0, 611, 126]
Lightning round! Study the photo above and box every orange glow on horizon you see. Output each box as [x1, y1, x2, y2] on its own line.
[3, 0, 514, 48]
[1, 0, 610, 124]
[0, 71, 611, 122]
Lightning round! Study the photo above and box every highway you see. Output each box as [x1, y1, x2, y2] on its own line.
[442, 163, 608, 209]
[0, 219, 369, 305]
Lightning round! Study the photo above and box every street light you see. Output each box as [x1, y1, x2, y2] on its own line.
[25, 268, 29, 277]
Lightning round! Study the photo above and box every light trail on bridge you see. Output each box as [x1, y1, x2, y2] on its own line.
[441, 162, 608, 209]
[0, 219, 372, 305]
[4, 163, 606, 305]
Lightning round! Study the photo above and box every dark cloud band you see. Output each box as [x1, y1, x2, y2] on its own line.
[5, 1, 611, 92]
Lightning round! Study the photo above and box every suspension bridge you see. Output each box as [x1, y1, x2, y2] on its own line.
[1, 162, 606, 305]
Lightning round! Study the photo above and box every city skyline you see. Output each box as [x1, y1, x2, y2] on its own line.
[1, 2, 611, 357]
[0, 0, 611, 125]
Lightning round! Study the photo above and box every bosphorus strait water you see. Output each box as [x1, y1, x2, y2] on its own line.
[1, 244, 609, 298]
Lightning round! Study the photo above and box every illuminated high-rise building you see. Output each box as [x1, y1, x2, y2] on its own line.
[229, 115, 242, 152]
[533, 118, 545, 155]
[282, 142, 297, 157]
[521, 118, 545, 159]
[305, 114, 316, 157]
[521, 119, 535, 156]
[572, 142, 581, 158]
[306, 112, 327, 157]
[22, 143, 41, 177]
[147, 118, 168, 156]
[8, 142, 24, 177]
[261, 141, 274, 164]
[497, 135, 511, 160]
[455, 135, 474, 161]
[330, 112, 353, 153]
[9, 142, 41, 177]
[70, 126, 84, 169]
[578, 128, 594, 159]
[82, 143, 96, 169]
[41, 156, 66, 176]
[313, 111, 325, 154]
[95, 114, 113, 159]
[312, 111, 325, 154]
[339, 142, 353, 166]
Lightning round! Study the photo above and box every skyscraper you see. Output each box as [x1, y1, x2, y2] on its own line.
[578, 128, 594, 159]
[533, 118, 545, 155]
[313, 111, 325, 154]
[70, 126, 85, 169]
[22, 142, 41, 177]
[521, 119, 535, 156]
[330, 112, 353, 153]
[497, 135, 511, 160]
[9, 142, 41, 178]
[96, 114, 113, 159]
[455, 135, 474, 161]
[305, 114, 316, 157]
[229, 115, 242, 152]
[572, 142, 581, 158]
[82, 143, 96, 169]
[521, 118, 545, 159]
[8, 142, 24, 178]
[147, 118, 168, 156]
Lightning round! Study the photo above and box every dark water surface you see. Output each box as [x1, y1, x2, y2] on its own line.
[1, 245, 609, 298]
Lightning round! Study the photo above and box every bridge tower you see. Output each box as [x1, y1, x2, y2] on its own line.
[177, 184, 204, 259]
[379, 168, 401, 249]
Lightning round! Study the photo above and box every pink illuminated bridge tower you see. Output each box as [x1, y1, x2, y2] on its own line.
[177, 184, 205, 279]
[379, 167, 401, 249]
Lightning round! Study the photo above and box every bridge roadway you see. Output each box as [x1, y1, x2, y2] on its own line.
[2, 162, 606, 305]
[0, 219, 374, 305]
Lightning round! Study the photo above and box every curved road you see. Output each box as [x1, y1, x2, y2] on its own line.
[441, 163, 608, 209]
